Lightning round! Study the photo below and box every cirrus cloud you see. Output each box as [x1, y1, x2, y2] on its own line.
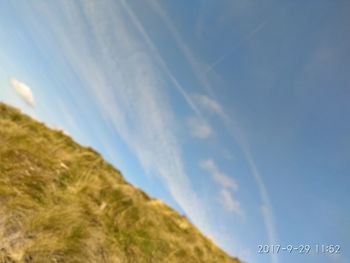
[220, 189, 242, 214]
[193, 93, 223, 115]
[186, 116, 213, 139]
[200, 159, 242, 215]
[200, 159, 238, 191]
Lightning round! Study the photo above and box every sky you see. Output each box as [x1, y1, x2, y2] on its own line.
[0, 1, 349, 263]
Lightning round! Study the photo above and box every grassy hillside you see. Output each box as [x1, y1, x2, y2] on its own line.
[0, 102, 241, 263]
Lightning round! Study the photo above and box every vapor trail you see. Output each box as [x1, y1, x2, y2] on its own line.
[206, 21, 267, 73]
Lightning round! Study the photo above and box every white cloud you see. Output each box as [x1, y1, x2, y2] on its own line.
[193, 93, 224, 115]
[197, 93, 279, 263]
[200, 159, 242, 215]
[200, 159, 238, 191]
[219, 189, 241, 214]
[10, 78, 35, 107]
[186, 116, 212, 139]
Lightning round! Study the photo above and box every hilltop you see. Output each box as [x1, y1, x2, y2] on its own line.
[0, 102, 240, 263]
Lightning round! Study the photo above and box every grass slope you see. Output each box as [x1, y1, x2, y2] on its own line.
[0, 102, 241, 263]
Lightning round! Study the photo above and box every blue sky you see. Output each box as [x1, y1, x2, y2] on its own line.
[1, 1, 349, 263]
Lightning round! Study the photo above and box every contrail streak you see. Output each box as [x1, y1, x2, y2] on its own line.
[206, 21, 267, 73]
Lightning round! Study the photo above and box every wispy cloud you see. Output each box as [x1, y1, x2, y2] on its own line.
[187, 116, 213, 139]
[195, 94, 279, 263]
[219, 189, 242, 214]
[200, 159, 241, 215]
[200, 159, 238, 191]
[192, 93, 224, 115]
[10, 78, 35, 107]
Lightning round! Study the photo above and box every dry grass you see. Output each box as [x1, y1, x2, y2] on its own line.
[0, 102, 241, 263]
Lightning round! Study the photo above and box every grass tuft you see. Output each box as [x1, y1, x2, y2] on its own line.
[0, 102, 241, 263]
